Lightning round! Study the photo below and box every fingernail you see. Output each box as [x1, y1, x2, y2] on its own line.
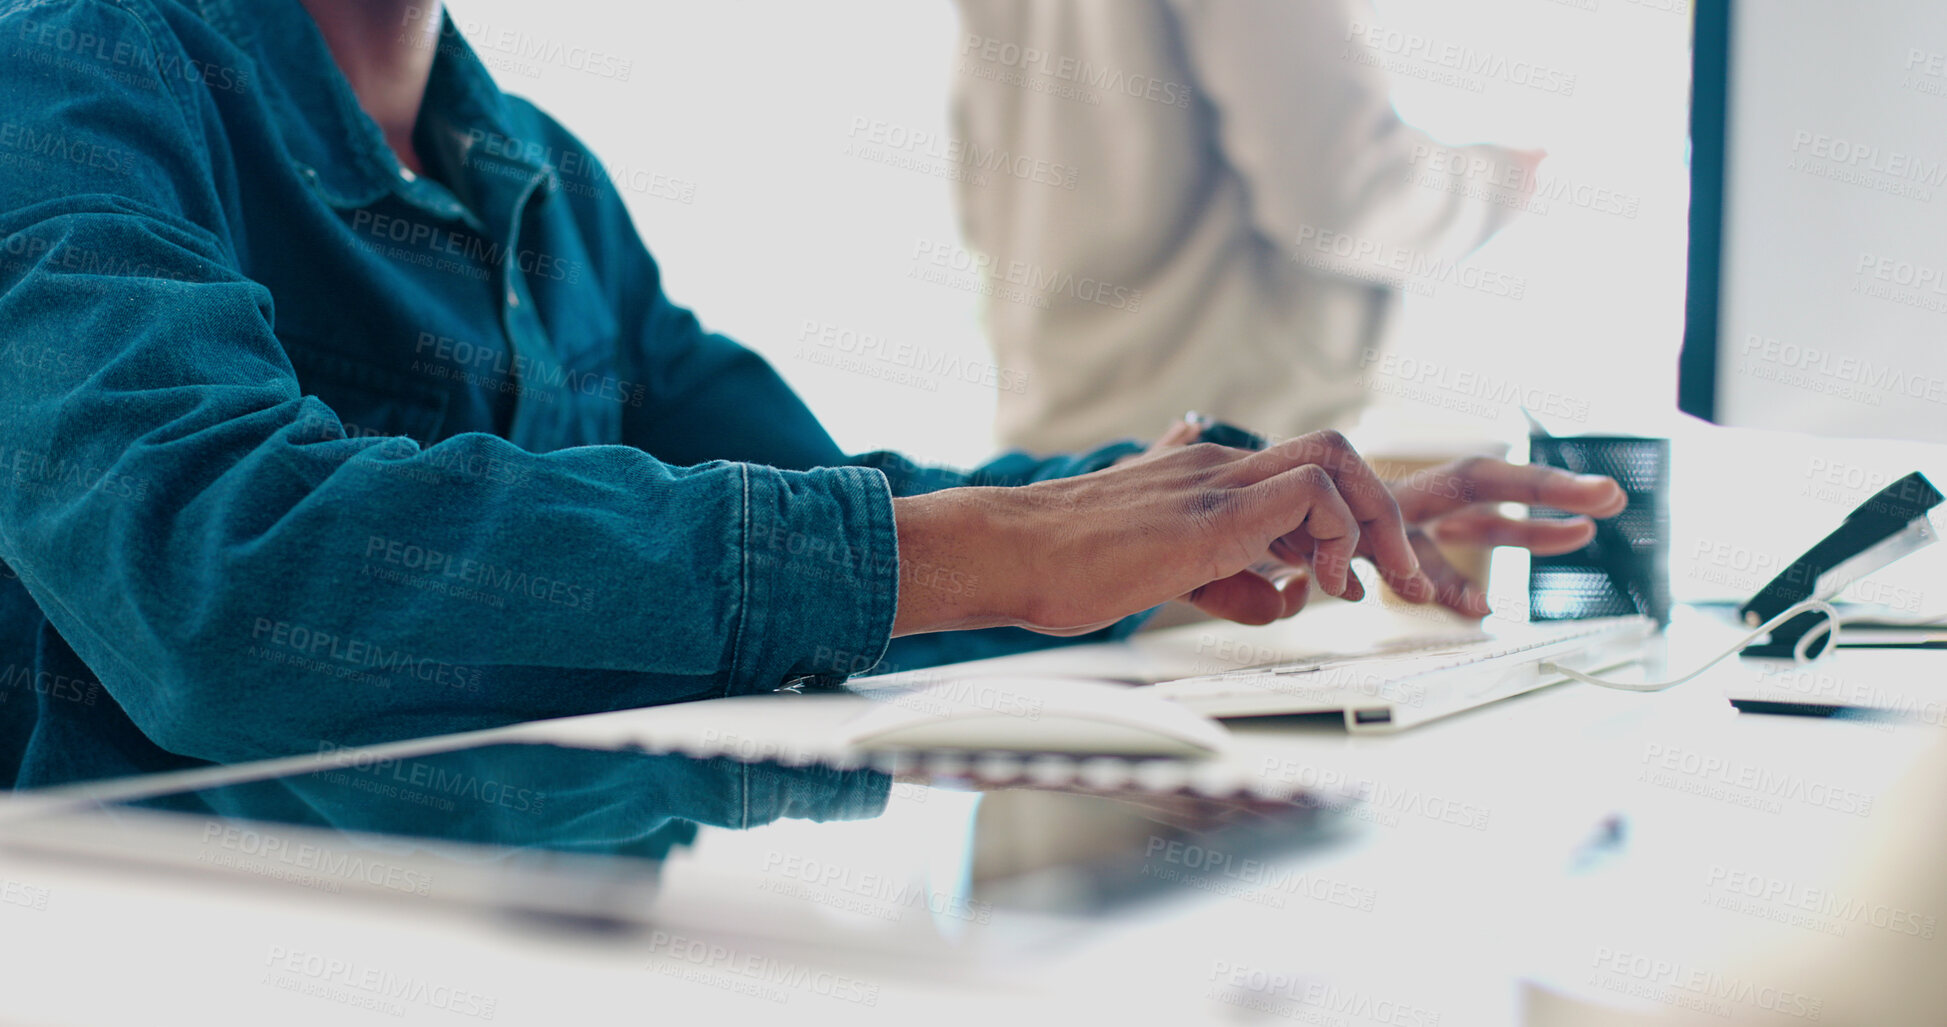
[1574, 473, 1611, 486]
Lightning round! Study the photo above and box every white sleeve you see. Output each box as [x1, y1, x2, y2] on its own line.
[1163, 0, 1524, 278]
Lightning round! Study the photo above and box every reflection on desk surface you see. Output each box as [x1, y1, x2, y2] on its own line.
[0, 741, 1342, 927]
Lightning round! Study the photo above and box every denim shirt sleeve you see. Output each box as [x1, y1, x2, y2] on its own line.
[851, 442, 1146, 497]
[0, 1, 897, 763]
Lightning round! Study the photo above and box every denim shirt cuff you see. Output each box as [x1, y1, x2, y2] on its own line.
[1074, 439, 1145, 472]
[731, 464, 899, 692]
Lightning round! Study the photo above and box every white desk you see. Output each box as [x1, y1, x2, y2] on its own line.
[2, 603, 1942, 1026]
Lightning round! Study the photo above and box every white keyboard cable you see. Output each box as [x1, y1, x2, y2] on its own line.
[1539, 598, 1842, 693]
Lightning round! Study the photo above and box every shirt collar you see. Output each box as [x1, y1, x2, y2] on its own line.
[192, 0, 553, 222]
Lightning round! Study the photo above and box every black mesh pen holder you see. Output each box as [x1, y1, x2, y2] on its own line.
[1527, 435, 1670, 624]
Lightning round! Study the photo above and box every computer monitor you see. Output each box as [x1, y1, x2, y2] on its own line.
[1680, 0, 1947, 443]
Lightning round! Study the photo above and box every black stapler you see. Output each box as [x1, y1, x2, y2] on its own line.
[1740, 471, 1942, 658]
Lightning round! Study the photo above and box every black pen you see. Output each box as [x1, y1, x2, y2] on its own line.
[1183, 411, 1268, 451]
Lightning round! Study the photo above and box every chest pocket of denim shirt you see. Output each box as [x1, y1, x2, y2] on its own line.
[280, 337, 450, 445]
[533, 280, 628, 449]
[554, 337, 632, 448]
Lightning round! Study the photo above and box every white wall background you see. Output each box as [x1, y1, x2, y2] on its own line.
[447, 1, 987, 464]
[448, 0, 1947, 611]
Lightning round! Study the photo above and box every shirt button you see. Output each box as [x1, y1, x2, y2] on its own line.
[506, 288, 520, 308]
[399, 167, 417, 183]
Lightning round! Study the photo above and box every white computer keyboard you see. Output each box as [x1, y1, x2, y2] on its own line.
[1152, 616, 1655, 731]
[1209, 629, 1493, 678]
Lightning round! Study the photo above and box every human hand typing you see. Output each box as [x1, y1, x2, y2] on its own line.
[890, 430, 1432, 636]
[1114, 417, 1628, 620]
[1382, 456, 1626, 616]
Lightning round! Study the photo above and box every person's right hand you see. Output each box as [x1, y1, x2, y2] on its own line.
[890, 430, 1433, 637]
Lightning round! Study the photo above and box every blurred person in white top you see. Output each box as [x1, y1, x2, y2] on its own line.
[950, 0, 1542, 453]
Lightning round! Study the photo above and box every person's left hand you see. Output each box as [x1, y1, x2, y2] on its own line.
[1381, 457, 1626, 616]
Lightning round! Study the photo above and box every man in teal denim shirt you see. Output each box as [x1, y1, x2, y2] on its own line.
[0, 0, 1626, 785]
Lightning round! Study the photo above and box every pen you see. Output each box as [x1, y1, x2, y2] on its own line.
[1184, 411, 1268, 451]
